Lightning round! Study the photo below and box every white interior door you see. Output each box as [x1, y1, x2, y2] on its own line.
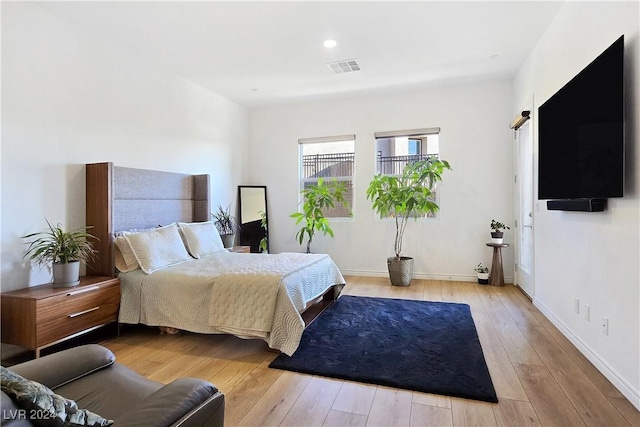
[515, 107, 535, 298]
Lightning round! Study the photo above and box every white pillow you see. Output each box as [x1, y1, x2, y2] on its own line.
[123, 223, 192, 274]
[178, 221, 226, 259]
[114, 236, 139, 273]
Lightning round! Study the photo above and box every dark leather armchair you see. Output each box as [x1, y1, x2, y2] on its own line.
[1, 344, 224, 427]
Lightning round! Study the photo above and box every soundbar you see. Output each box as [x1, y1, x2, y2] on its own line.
[547, 198, 607, 212]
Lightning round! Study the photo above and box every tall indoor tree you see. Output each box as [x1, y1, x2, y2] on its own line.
[366, 158, 451, 286]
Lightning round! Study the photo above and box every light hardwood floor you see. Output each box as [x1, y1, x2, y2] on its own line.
[102, 277, 639, 427]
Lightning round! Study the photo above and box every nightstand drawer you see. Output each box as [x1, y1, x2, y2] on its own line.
[37, 281, 119, 323]
[36, 283, 120, 346]
[36, 300, 119, 346]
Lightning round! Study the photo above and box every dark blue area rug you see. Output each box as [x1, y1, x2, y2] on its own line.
[269, 295, 498, 403]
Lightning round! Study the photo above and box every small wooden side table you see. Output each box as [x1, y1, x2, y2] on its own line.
[227, 246, 251, 253]
[486, 243, 509, 286]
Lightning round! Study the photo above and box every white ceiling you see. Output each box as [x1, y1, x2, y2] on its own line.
[38, 1, 563, 109]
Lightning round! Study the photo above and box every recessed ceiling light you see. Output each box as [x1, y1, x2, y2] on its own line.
[324, 39, 337, 48]
[251, 88, 258, 92]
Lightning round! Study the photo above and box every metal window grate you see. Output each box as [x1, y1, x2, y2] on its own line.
[376, 153, 438, 176]
[302, 152, 355, 179]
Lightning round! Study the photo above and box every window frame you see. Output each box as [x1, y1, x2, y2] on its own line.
[297, 134, 356, 220]
[372, 128, 442, 222]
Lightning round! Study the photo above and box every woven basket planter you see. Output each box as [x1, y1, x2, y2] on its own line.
[387, 256, 414, 287]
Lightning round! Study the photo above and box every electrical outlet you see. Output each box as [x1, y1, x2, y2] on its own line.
[574, 298, 580, 314]
[584, 304, 590, 321]
[602, 317, 609, 335]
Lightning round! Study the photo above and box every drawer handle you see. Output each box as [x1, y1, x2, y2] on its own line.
[66, 286, 100, 296]
[68, 306, 100, 318]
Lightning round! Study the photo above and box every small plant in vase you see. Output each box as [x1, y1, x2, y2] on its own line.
[490, 219, 510, 244]
[474, 263, 490, 285]
[22, 219, 97, 288]
[212, 205, 238, 248]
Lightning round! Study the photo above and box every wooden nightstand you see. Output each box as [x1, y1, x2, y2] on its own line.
[227, 246, 251, 253]
[1, 276, 120, 357]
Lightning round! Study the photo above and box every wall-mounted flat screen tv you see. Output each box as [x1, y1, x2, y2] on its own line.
[538, 35, 624, 200]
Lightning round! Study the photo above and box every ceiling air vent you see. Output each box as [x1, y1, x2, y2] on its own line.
[327, 59, 361, 74]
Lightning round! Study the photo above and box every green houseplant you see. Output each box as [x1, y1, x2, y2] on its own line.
[22, 220, 97, 287]
[258, 210, 268, 253]
[290, 178, 348, 253]
[366, 158, 451, 286]
[212, 205, 238, 248]
[490, 219, 510, 244]
[474, 263, 490, 284]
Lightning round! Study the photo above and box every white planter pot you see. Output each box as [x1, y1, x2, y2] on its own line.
[52, 261, 80, 288]
[491, 238, 503, 244]
[477, 272, 489, 285]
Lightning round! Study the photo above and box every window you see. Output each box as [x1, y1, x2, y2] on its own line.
[298, 134, 355, 218]
[374, 127, 441, 218]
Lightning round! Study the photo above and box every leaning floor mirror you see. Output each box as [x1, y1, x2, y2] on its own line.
[238, 185, 269, 253]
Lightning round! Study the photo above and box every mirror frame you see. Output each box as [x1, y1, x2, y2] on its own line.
[237, 185, 269, 253]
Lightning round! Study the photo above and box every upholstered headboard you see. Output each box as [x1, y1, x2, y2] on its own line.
[86, 162, 210, 277]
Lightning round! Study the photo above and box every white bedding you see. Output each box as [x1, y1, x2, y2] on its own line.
[118, 251, 345, 355]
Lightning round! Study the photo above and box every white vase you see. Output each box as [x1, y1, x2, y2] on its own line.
[52, 261, 80, 288]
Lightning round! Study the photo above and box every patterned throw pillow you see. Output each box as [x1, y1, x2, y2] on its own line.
[1, 366, 113, 427]
[177, 221, 226, 259]
[122, 223, 192, 274]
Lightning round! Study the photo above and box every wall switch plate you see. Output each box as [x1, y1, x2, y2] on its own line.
[574, 298, 580, 314]
[584, 304, 590, 321]
[602, 317, 609, 335]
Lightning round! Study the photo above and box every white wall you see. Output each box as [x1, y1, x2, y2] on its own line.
[1, 3, 249, 291]
[249, 80, 514, 281]
[513, 1, 639, 406]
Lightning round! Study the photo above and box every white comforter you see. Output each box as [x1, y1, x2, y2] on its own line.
[118, 252, 345, 355]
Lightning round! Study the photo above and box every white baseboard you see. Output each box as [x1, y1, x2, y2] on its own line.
[340, 269, 514, 283]
[534, 298, 640, 410]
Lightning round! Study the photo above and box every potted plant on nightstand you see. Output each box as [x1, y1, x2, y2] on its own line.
[366, 157, 451, 286]
[212, 205, 239, 248]
[22, 220, 97, 288]
[474, 263, 490, 285]
[290, 178, 348, 253]
[490, 219, 510, 244]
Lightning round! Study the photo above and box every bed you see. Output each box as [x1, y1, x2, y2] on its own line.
[85, 162, 345, 355]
